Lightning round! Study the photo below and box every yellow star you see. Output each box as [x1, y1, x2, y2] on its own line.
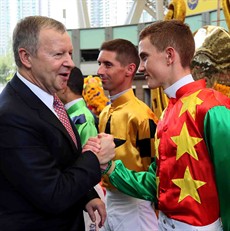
[179, 91, 203, 120]
[172, 166, 206, 203]
[154, 135, 160, 159]
[171, 122, 203, 160]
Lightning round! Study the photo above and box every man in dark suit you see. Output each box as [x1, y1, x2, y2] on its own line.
[0, 16, 115, 231]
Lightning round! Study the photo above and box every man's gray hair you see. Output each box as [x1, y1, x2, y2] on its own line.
[13, 16, 66, 67]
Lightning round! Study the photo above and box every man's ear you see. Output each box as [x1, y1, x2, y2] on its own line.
[126, 63, 136, 76]
[165, 47, 175, 65]
[18, 48, 32, 68]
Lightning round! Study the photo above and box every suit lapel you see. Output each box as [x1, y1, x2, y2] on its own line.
[10, 75, 81, 150]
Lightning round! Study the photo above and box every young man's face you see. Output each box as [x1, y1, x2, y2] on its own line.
[97, 50, 129, 96]
[138, 37, 170, 90]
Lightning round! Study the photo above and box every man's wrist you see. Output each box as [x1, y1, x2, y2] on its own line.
[106, 161, 115, 175]
[100, 160, 114, 175]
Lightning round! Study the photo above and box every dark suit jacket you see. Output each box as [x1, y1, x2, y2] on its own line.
[0, 75, 101, 231]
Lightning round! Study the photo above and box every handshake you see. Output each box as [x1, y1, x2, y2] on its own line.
[83, 133, 116, 174]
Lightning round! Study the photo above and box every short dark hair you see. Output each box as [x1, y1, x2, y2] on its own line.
[99, 38, 140, 72]
[67, 67, 84, 95]
[139, 20, 195, 68]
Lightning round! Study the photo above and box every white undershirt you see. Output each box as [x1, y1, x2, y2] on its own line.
[164, 74, 194, 98]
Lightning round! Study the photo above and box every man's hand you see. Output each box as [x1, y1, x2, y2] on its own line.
[85, 198, 106, 228]
[96, 133, 115, 164]
[83, 133, 115, 165]
[82, 136, 101, 154]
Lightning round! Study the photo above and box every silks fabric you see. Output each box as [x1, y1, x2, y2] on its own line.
[67, 98, 97, 146]
[204, 106, 230, 231]
[99, 89, 158, 189]
[109, 159, 157, 202]
[110, 80, 230, 229]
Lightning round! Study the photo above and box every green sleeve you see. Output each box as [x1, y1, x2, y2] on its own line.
[109, 160, 157, 202]
[79, 122, 98, 146]
[204, 105, 230, 231]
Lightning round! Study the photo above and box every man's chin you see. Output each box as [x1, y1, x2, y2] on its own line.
[148, 82, 158, 90]
[60, 82, 67, 89]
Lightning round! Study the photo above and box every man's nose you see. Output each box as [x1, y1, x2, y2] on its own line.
[97, 65, 104, 76]
[138, 62, 144, 73]
[63, 54, 75, 68]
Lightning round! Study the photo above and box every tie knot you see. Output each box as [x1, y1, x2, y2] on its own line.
[53, 94, 64, 108]
[52, 94, 77, 146]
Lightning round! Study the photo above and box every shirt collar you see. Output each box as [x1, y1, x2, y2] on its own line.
[164, 74, 194, 98]
[17, 71, 54, 111]
[65, 98, 84, 110]
[109, 88, 132, 102]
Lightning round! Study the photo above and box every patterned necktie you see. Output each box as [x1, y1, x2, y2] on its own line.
[53, 94, 77, 146]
